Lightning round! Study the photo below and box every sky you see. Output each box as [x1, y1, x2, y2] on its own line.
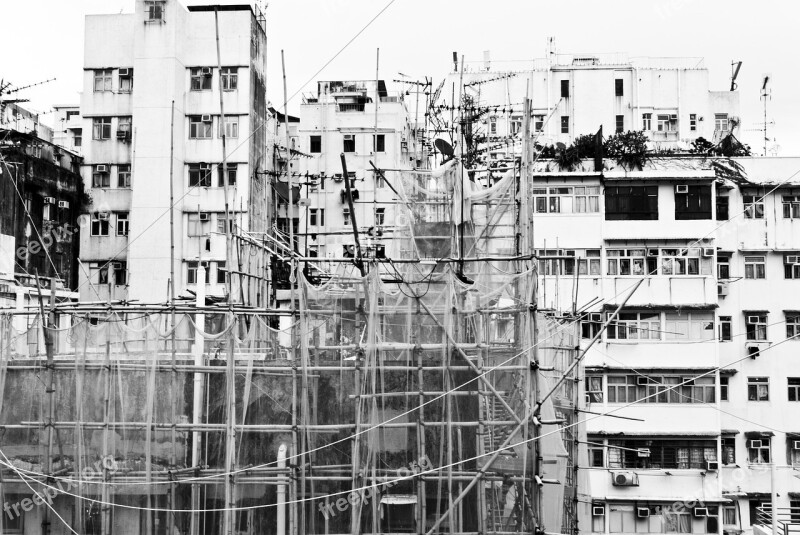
[2, 0, 798, 155]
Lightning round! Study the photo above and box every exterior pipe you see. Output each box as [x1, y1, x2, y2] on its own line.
[277, 443, 288, 535]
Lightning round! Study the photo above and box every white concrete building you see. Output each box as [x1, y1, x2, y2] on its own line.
[450, 52, 740, 156]
[297, 80, 417, 277]
[52, 104, 83, 154]
[78, 0, 268, 304]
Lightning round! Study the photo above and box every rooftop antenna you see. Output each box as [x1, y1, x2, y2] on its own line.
[730, 61, 742, 91]
[452, 51, 458, 73]
[760, 74, 771, 156]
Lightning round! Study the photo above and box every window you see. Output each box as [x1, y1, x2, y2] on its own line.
[560, 79, 569, 98]
[510, 115, 522, 135]
[373, 134, 385, 153]
[606, 249, 652, 277]
[218, 116, 238, 138]
[657, 114, 678, 132]
[614, 78, 623, 97]
[220, 67, 238, 91]
[743, 192, 764, 218]
[217, 164, 236, 187]
[788, 378, 800, 402]
[642, 113, 652, 131]
[715, 113, 729, 132]
[117, 164, 131, 187]
[217, 215, 233, 234]
[787, 314, 800, 339]
[189, 164, 212, 187]
[720, 437, 736, 464]
[719, 316, 732, 341]
[186, 261, 210, 284]
[716, 195, 729, 220]
[343, 134, 355, 153]
[43, 203, 55, 222]
[113, 261, 127, 285]
[720, 376, 730, 401]
[190, 67, 212, 91]
[722, 505, 737, 527]
[664, 311, 714, 341]
[532, 186, 600, 214]
[343, 208, 350, 226]
[92, 165, 110, 187]
[310, 135, 322, 153]
[605, 186, 658, 220]
[90, 213, 109, 236]
[585, 376, 603, 402]
[98, 264, 109, 285]
[1, 493, 24, 532]
[748, 377, 769, 401]
[93, 69, 113, 92]
[589, 443, 604, 467]
[537, 249, 600, 277]
[675, 185, 712, 220]
[534, 115, 544, 132]
[615, 115, 624, 133]
[746, 314, 768, 341]
[607, 312, 661, 340]
[187, 213, 211, 237]
[309, 208, 325, 226]
[375, 207, 385, 226]
[783, 195, 800, 218]
[116, 212, 129, 236]
[74, 129, 82, 147]
[216, 262, 227, 284]
[145, 0, 165, 21]
[747, 436, 770, 463]
[189, 116, 212, 139]
[717, 257, 730, 279]
[744, 256, 766, 279]
[118, 68, 133, 92]
[689, 114, 697, 131]
[489, 116, 497, 135]
[605, 438, 717, 469]
[560, 115, 569, 134]
[92, 117, 112, 140]
[117, 116, 132, 140]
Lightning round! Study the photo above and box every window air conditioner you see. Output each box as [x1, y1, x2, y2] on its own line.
[706, 461, 719, 471]
[749, 439, 762, 448]
[786, 256, 800, 264]
[200, 114, 212, 123]
[584, 394, 592, 404]
[43, 196, 56, 204]
[593, 506, 605, 517]
[637, 448, 651, 458]
[198, 213, 210, 221]
[636, 376, 650, 386]
[670, 114, 678, 121]
[112, 262, 123, 269]
[747, 316, 762, 324]
[201, 67, 213, 77]
[58, 200, 69, 209]
[96, 164, 108, 172]
[611, 471, 639, 487]
[98, 212, 110, 220]
[675, 184, 689, 194]
[637, 507, 650, 518]
[702, 248, 715, 257]
[117, 130, 130, 140]
[693, 508, 709, 517]
[588, 313, 602, 322]
[199, 163, 211, 171]
[793, 441, 800, 450]
[119, 68, 131, 77]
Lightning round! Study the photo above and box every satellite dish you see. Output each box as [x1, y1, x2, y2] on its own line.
[434, 138, 454, 158]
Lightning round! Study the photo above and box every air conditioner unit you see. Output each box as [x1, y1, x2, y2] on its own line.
[593, 506, 605, 517]
[589, 312, 602, 322]
[702, 248, 715, 257]
[747, 316, 763, 324]
[611, 471, 639, 487]
[636, 376, 650, 386]
[58, 200, 69, 209]
[96, 164, 108, 172]
[786, 256, 800, 264]
[199, 163, 211, 172]
[117, 130, 130, 140]
[637, 448, 651, 458]
[584, 393, 592, 404]
[201, 67, 213, 77]
[693, 508, 709, 517]
[198, 213, 210, 221]
[793, 441, 800, 450]
[43, 196, 56, 204]
[332, 174, 343, 182]
[675, 184, 689, 194]
[200, 114, 212, 123]
[98, 212, 110, 220]
[637, 507, 650, 518]
[119, 68, 131, 77]
[112, 262, 123, 269]
[670, 114, 678, 121]
[647, 249, 659, 257]
[706, 461, 719, 471]
[718, 281, 729, 297]
[749, 439, 762, 448]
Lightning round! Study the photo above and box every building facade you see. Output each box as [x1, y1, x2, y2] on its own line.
[78, 0, 268, 304]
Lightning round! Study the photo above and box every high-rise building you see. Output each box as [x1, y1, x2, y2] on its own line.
[78, 0, 268, 304]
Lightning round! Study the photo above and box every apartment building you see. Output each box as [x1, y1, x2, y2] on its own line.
[451, 52, 739, 157]
[52, 104, 83, 154]
[526, 155, 800, 535]
[78, 0, 268, 303]
[297, 80, 416, 276]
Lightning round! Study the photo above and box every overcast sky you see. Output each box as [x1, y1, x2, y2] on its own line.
[2, 0, 797, 155]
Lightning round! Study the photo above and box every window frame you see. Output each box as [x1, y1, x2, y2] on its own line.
[92, 165, 111, 188]
[532, 186, 601, 214]
[744, 255, 766, 279]
[118, 68, 133, 93]
[745, 313, 768, 341]
[720, 376, 730, 401]
[373, 134, 386, 153]
[190, 67, 212, 91]
[614, 78, 623, 97]
[116, 212, 129, 237]
[615, 115, 624, 133]
[719, 316, 732, 342]
[117, 164, 131, 188]
[747, 437, 771, 464]
[674, 185, 712, 220]
[220, 67, 238, 91]
[92, 117, 112, 140]
[604, 185, 658, 221]
[310, 135, 322, 153]
[93, 69, 113, 92]
[689, 113, 697, 131]
[743, 193, 765, 219]
[188, 164, 212, 188]
[642, 113, 652, 131]
[560, 79, 569, 98]
[784, 256, 800, 279]
[90, 214, 110, 237]
[782, 194, 800, 219]
[218, 116, 239, 139]
[786, 314, 800, 339]
[343, 134, 355, 153]
[189, 116, 213, 139]
[788, 378, 800, 402]
[217, 164, 237, 187]
[560, 115, 569, 134]
[747, 377, 770, 401]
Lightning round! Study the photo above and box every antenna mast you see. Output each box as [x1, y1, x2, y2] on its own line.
[760, 75, 770, 156]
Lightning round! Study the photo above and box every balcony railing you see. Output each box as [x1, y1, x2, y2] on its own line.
[755, 505, 800, 535]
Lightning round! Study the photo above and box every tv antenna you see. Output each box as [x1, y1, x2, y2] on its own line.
[730, 61, 742, 91]
[760, 74, 771, 156]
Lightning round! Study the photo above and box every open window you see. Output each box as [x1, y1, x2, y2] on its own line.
[380, 495, 416, 533]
